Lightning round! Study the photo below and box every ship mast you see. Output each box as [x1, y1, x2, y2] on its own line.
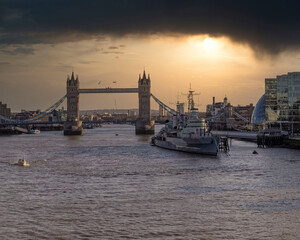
[183, 83, 200, 113]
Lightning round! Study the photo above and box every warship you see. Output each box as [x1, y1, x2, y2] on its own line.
[151, 88, 220, 155]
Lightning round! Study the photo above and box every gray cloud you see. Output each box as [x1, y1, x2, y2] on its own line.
[0, 62, 10, 66]
[1, 0, 300, 54]
[108, 46, 119, 49]
[57, 64, 73, 70]
[79, 60, 99, 64]
[1, 46, 35, 55]
[101, 51, 124, 54]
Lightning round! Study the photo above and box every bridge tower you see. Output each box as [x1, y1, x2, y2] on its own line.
[63, 72, 83, 135]
[136, 71, 155, 134]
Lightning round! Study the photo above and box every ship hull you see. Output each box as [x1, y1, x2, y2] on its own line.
[152, 137, 218, 156]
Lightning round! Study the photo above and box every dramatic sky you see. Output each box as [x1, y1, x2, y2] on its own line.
[1, 0, 300, 111]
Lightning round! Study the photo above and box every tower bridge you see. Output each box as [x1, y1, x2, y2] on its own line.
[64, 71, 154, 135]
[0, 71, 249, 135]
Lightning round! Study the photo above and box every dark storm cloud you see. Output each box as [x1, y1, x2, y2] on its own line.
[1, 0, 300, 54]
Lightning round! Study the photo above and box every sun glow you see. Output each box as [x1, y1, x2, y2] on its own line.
[203, 37, 215, 50]
[185, 36, 222, 59]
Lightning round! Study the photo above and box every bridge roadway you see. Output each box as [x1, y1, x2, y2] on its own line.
[79, 88, 139, 94]
[211, 130, 258, 141]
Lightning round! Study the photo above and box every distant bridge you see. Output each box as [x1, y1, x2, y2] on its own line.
[0, 72, 251, 130]
[0, 95, 67, 124]
[0, 121, 63, 126]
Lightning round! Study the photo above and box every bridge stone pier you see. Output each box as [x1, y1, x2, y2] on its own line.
[63, 71, 155, 135]
[64, 72, 83, 135]
[136, 71, 155, 134]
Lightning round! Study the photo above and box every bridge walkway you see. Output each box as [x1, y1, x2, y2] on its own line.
[211, 131, 258, 141]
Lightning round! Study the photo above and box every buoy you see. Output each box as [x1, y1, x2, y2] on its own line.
[115, 134, 119, 136]
[252, 150, 258, 154]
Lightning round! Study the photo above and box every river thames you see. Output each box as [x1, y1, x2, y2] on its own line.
[0, 124, 299, 239]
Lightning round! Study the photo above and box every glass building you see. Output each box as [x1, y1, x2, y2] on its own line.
[265, 72, 300, 132]
[251, 94, 266, 124]
[265, 78, 277, 121]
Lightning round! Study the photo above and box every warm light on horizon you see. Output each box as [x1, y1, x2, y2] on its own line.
[1, 34, 298, 112]
[184, 35, 229, 61]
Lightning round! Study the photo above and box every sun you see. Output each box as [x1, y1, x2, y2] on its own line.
[185, 35, 223, 59]
[203, 37, 215, 50]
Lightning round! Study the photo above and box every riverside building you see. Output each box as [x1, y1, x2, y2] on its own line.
[265, 72, 300, 133]
[0, 102, 11, 123]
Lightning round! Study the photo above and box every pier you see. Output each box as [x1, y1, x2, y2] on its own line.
[283, 136, 300, 149]
[211, 130, 258, 141]
[0, 126, 28, 135]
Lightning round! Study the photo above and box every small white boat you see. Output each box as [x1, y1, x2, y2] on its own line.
[28, 129, 40, 134]
[15, 158, 30, 166]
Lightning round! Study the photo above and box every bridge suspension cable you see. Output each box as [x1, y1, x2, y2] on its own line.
[150, 93, 249, 123]
[28, 95, 67, 121]
[0, 95, 67, 123]
[205, 110, 249, 123]
[205, 111, 226, 121]
[150, 94, 178, 116]
[233, 111, 249, 123]
[150, 93, 230, 121]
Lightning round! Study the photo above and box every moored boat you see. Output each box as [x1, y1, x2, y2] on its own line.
[28, 129, 40, 134]
[152, 110, 220, 156]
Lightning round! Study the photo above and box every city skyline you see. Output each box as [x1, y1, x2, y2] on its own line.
[1, 1, 300, 111]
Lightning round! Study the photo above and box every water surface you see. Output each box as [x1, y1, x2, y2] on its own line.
[0, 125, 299, 239]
